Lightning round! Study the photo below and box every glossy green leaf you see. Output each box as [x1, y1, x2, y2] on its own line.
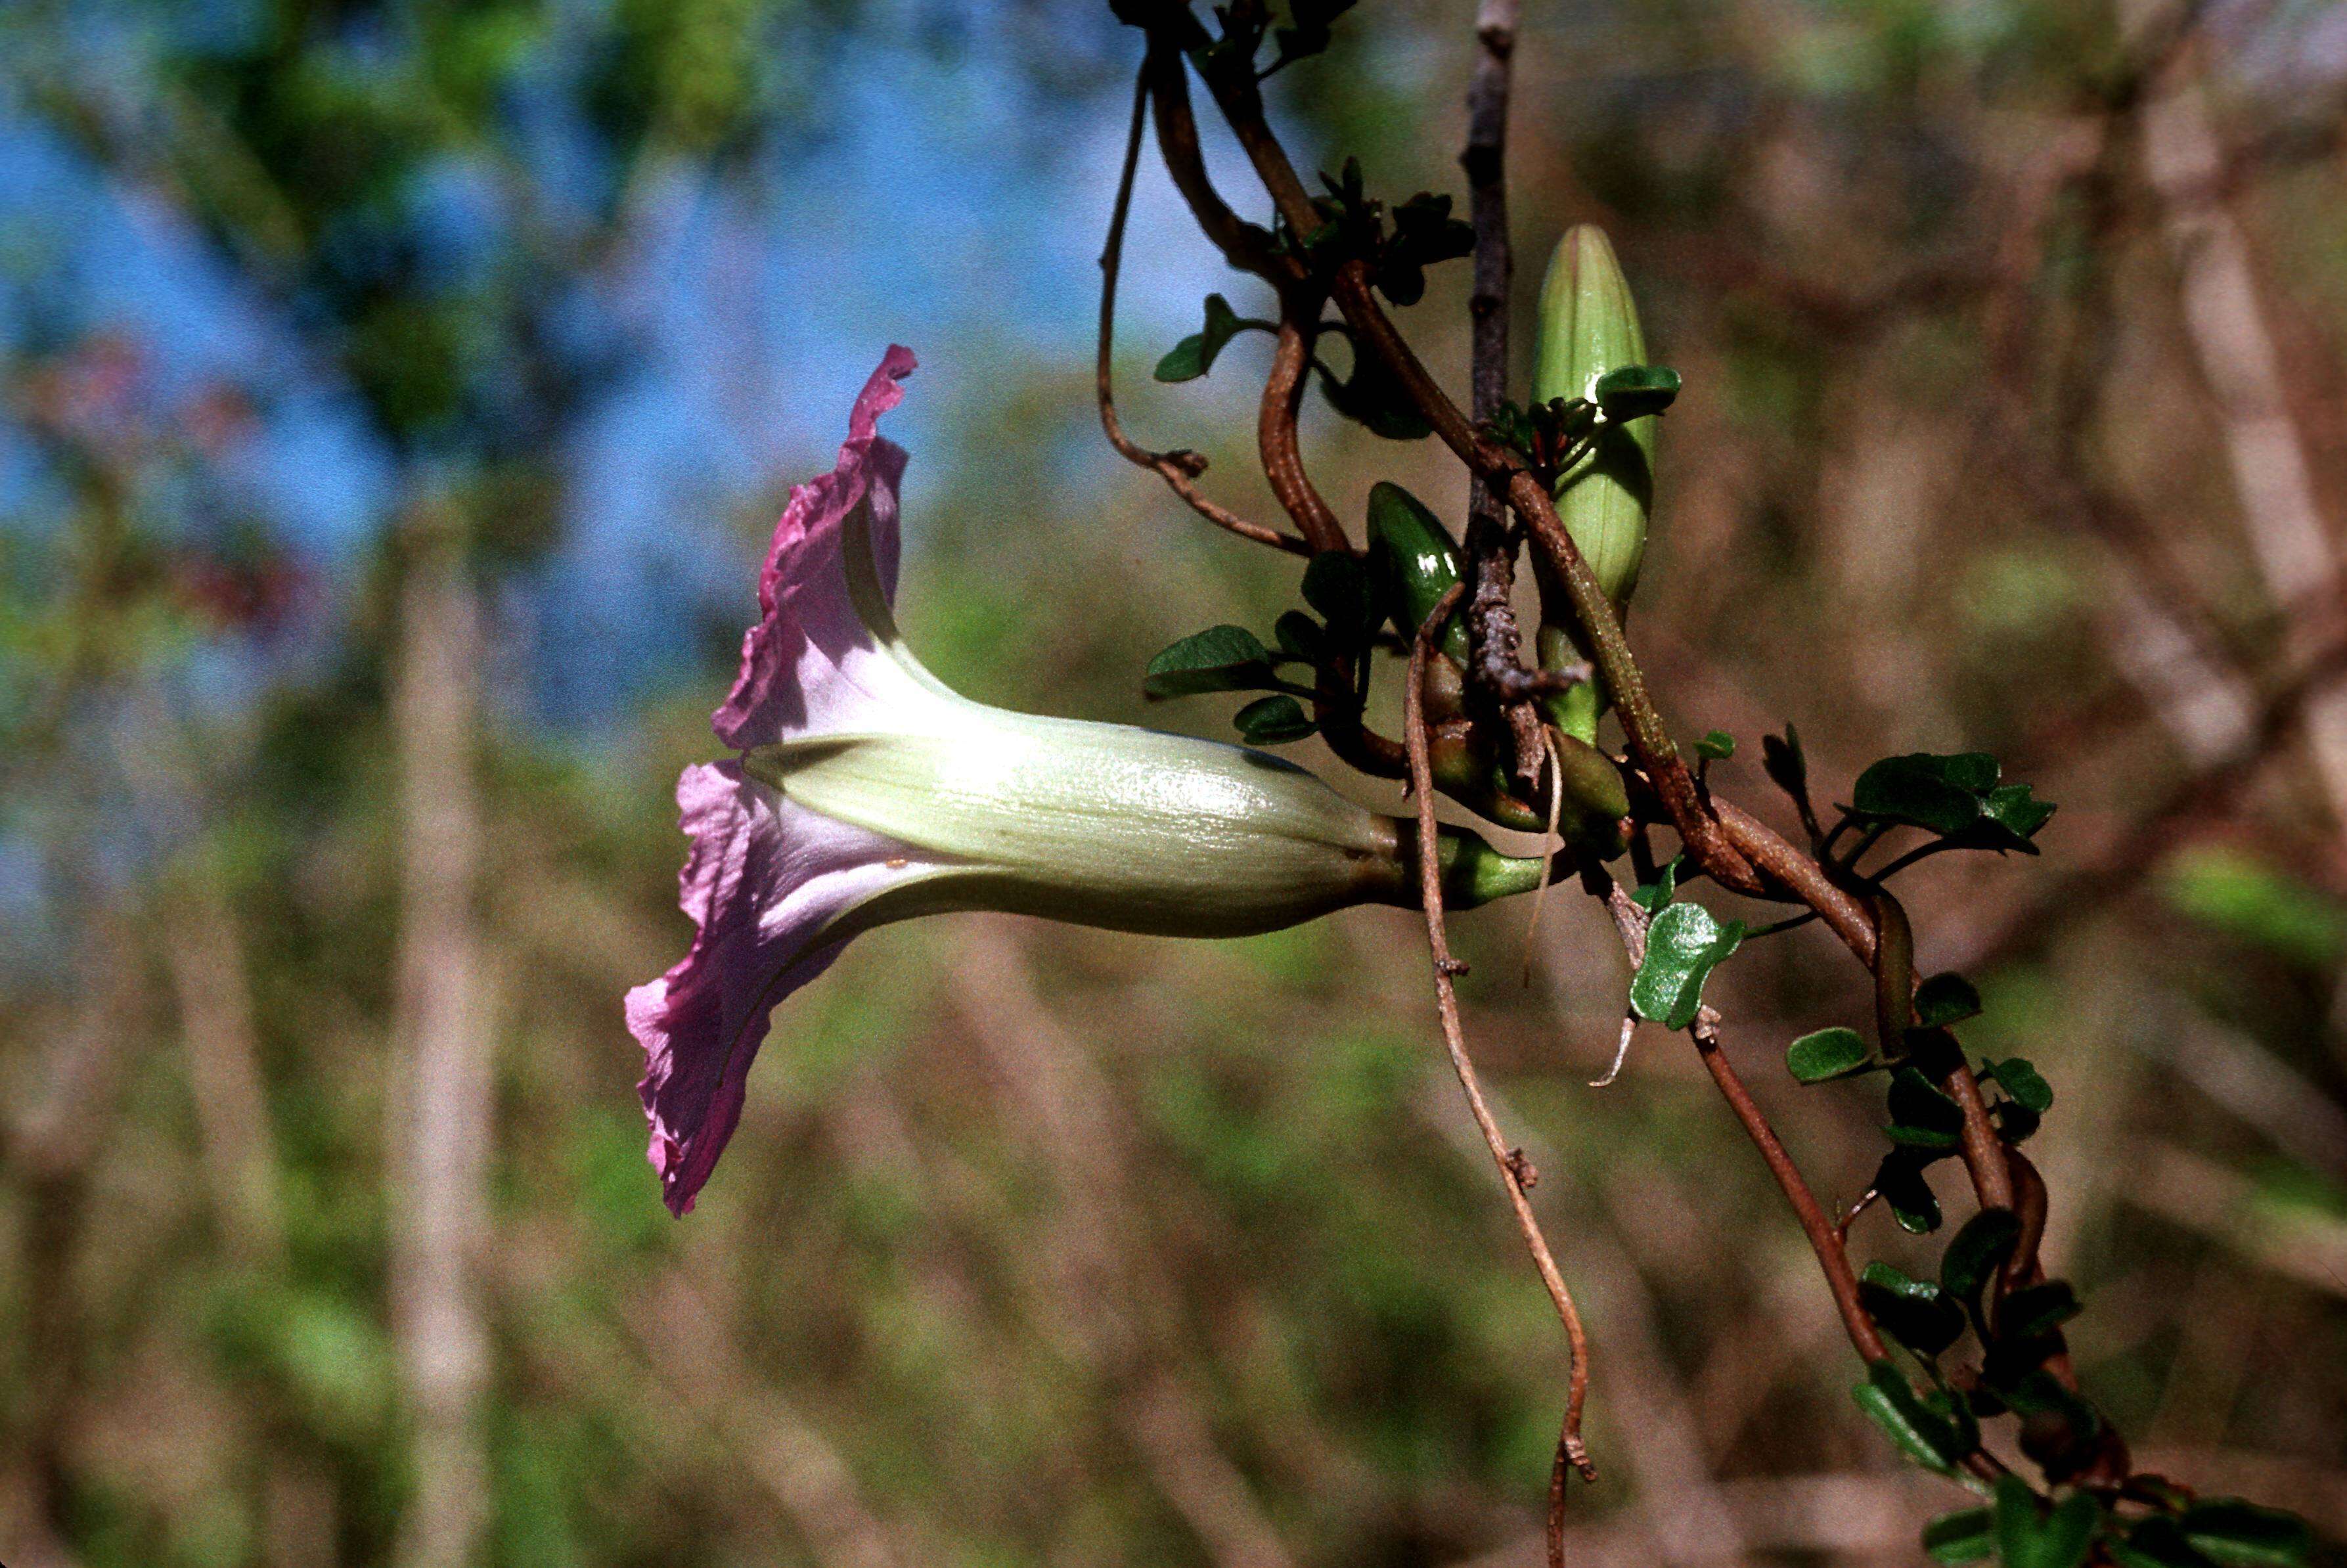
[1923, 1508, 1997, 1565]
[1154, 294, 1258, 382]
[1915, 973, 1982, 1028]
[1979, 782, 2057, 845]
[1994, 1479, 2100, 1568]
[1941, 1208, 2023, 1313]
[1787, 1026, 1870, 1083]
[2180, 1501, 2314, 1567]
[1273, 611, 1324, 661]
[1630, 901, 1745, 1030]
[1859, 1262, 1966, 1356]
[1984, 1057, 2053, 1115]
[1143, 625, 1277, 699]
[1629, 856, 1680, 915]
[1853, 752, 1998, 836]
[1697, 728, 1735, 760]
[1851, 1360, 1971, 1473]
[1233, 694, 1315, 745]
[1876, 1152, 1945, 1233]
[1591, 363, 1682, 420]
[1365, 482, 1467, 658]
[1996, 1280, 2080, 1343]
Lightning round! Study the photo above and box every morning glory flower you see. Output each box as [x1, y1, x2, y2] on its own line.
[627, 347, 1544, 1215]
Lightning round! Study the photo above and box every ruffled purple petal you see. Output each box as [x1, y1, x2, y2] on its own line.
[713, 345, 930, 750]
[626, 759, 931, 1216]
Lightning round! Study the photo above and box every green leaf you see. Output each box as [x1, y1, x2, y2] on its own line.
[1851, 1360, 1971, 1473]
[1762, 724, 1808, 803]
[1629, 856, 1680, 915]
[1941, 1208, 2023, 1313]
[1697, 729, 1735, 760]
[2116, 1517, 2222, 1568]
[1984, 1057, 2053, 1115]
[1853, 752, 2000, 837]
[1377, 190, 1473, 307]
[1996, 1280, 2080, 1342]
[1269, 0, 1356, 64]
[1316, 344, 1435, 439]
[1787, 1026, 1871, 1083]
[1886, 1066, 1965, 1152]
[1630, 902, 1746, 1031]
[1923, 1508, 1997, 1566]
[1143, 625, 1277, 699]
[1301, 551, 1378, 642]
[1155, 294, 1258, 382]
[1915, 973, 1982, 1028]
[1591, 363, 1682, 420]
[1233, 694, 1315, 745]
[1979, 782, 2057, 845]
[2180, 1501, 2314, 1567]
[1995, 1478, 2101, 1568]
[1273, 611, 1324, 661]
[1876, 1152, 1944, 1234]
[1860, 1262, 1967, 1356]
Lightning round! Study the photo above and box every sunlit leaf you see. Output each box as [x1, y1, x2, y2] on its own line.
[1630, 901, 1745, 1030]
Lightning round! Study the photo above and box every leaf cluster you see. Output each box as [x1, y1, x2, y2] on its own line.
[1281, 158, 1473, 308]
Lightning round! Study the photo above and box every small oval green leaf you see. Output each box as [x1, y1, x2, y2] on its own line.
[1787, 1026, 1871, 1083]
[1233, 694, 1315, 745]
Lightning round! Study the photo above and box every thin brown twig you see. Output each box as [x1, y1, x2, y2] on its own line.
[1096, 70, 1309, 558]
[1407, 581, 1596, 1483]
[1594, 882, 1890, 1366]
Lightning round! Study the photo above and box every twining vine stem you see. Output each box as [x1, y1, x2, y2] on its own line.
[1404, 582, 1594, 1494]
[1095, 72, 1308, 556]
[1103, 0, 2203, 1516]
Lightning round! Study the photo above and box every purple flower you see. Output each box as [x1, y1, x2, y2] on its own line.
[627, 347, 1542, 1215]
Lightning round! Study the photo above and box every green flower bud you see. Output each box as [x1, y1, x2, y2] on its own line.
[1366, 481, 1469, 662]
[1532, 224, 1660, 744]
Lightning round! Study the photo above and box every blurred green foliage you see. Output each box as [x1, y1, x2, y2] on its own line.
[2, 1, 2346, 1566]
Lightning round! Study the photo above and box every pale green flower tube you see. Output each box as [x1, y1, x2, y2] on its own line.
[629, 347, 1545, 1215]
[1531, 224, 1659, 744]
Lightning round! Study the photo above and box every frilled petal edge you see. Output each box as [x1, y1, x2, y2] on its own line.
[713, 345, 935, 751]
[626, 759, 933, 1215]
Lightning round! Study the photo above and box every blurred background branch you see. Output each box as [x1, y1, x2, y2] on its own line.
[1, 0, 2344, 1563]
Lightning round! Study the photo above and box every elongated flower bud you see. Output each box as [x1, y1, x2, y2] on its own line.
[627, 349, 1547, 1215]
[1533, 225, 1655, 604]
[1366, 481, 1468, 661]
[1532, 225, 1659, 744]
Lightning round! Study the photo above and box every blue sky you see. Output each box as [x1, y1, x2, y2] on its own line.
[0, 3, 1273, 725]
